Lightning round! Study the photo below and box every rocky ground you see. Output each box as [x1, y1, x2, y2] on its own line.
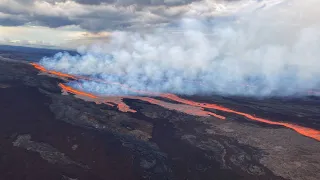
[0, 56, 319, 180]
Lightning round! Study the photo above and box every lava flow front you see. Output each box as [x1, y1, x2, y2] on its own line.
[31, 63, 77, 79]
[58, 83, 225, 119]
[31, 63, 320, 141]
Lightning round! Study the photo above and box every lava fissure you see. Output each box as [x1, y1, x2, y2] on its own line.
[160, 94, 320, 141]
[59, 83, 98, 99]
[31, 63, 77, 80]
[31, 63, 320, 141]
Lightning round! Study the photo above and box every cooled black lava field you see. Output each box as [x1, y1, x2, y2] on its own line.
[0, 49, 319, 180]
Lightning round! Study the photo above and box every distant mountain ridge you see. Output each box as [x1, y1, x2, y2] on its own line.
[0, 45, 78, 62]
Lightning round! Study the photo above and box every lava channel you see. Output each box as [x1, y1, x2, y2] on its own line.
[31, 63, 77, 80]
[32, 62, 320, 141]
[160, 94, 320, 141]
[59, 83, 225, 119]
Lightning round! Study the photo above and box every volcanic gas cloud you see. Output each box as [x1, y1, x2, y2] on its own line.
[31, 0, 320, 141]
[39, 0, 320, 97]
[31, 63, 320, 141]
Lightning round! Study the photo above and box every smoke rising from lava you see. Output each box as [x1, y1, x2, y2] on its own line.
[40, 0, 320, 97]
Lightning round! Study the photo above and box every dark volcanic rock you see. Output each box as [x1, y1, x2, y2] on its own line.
[0, 56, 319, 180]
[13, 134, 87, 168]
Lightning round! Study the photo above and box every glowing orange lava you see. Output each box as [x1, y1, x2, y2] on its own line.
[31, 63, 77, 79]
[59, 83, 97, 99]
[31, 62, 320, 141]
[59, 83, 225, 118]
[160, 94, 320, 141]
[102, 97, 137, 113]
[133, 96, 226, 119]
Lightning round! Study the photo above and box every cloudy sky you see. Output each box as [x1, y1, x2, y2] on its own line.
[0, 0, 262, 48]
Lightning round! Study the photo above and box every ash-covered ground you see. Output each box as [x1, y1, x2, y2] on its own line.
[0, 51, 319, 180]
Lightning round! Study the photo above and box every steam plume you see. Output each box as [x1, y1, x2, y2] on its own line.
[40, 0, 320, 97]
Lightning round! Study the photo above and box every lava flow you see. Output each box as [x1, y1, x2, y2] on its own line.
[31, 62, 320, 141]
[59, 83, 97, 99]
[131, 96, 226, 119]
[31, 63, 77, 79]
[32, 62, 224, 118]
[31, 63, 158, 96]
[58, 83, 225, 118]
[160, 94, 320, 141]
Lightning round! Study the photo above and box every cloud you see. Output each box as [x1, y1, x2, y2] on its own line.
[0, 25, 99, 48]
[39, 0, 320, 97]
[0, 0, 247, 31]
[0, 15, 26, 26]
[74, 0, 201, 6]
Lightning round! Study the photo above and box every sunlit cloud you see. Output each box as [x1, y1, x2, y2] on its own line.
[0, 0, 280, 48]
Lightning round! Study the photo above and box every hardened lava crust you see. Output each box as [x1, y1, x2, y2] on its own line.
[0, 56, 319, 180]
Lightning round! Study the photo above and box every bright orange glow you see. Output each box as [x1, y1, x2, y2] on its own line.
[161, 94, 320, 141]
[133, 96, 226, 119]
[59, 83, 97, 99]
[31, 63, 159, 96]
[31, 63, 77, 79]
[117, 102, 137, 113]
[31, 62, 320, 141]
[58, 83, 225, 118]
[102, 97, 137, 113]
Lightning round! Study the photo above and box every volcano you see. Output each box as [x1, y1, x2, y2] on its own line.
[0, 50, 320, 180]
[31, 63, 320, 141]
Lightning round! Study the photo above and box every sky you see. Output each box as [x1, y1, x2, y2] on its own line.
[0, 0, 260, 49]
[2, 0, 320, 97]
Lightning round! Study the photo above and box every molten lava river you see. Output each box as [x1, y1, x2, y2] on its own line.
[31, 63, 320, 141]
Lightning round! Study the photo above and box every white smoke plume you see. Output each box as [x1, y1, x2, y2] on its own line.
[40, 0, 320, 97]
